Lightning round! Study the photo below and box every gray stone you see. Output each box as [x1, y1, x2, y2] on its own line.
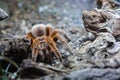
[0, 8, 8, 21]
[64, 68, 120, 80]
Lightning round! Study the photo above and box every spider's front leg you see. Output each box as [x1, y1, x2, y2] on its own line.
[26, 32, 35, 43]
[51, 29, 72, 52]
[55, 34, 72, 53]
[38, 41, 50, 62]
[31, 38, 40, 61]
[47, 38, 63, 61]
[32, 37, 52, 62]
[31, 37, 45, 62]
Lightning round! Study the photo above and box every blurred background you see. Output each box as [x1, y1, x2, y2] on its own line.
[0, 0, 96, 38]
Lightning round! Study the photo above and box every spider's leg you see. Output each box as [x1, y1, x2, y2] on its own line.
[50, 30, 58, 39]
[38, 43, 44, 61]
[38, 37, 51, 62]
[46, 39, 59, 59]
[47, 39, 62, 61]
[46, 49, 52, 62]
[38, 37, 47, 62]
[26, 32, 35, 43]
[46, 26, 52, 36]
[39, 50, 45, 62]
[43, 49, 50, 62]
[55, 34, 72, 53]
[32, 42, 37, 61]
[44, 42, 53, 62]
[32, 38, 40, 61]
[51, 30, 72, 51]
[42, 43, 51, 62]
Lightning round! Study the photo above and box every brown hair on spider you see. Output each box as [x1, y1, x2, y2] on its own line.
[26, 24, 72, 62]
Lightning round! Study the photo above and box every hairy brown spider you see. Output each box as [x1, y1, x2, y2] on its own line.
[26, 24, 71, 62]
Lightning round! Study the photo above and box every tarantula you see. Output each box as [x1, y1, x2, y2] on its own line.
[26, 24, 71, 62]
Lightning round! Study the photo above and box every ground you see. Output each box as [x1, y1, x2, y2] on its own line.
[1, 0, 120, 80]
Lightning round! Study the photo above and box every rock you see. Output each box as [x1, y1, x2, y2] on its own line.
[97, 0, 120, 9]
[82, 9, 120, 36]
[64, 68, 120, 80]
[0, 8, 8, 21]
[0, 38, 31, 64]
[38, 67, 120, 80]
[98, 18, 120, 36]
[77, 32, 116, 57]
[92, 32, 116, 49]
[107, 42, 120, 54]
[19, 59, 56, 79]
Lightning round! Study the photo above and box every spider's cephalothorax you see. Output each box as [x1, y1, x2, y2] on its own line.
[26, 24, 71, 63]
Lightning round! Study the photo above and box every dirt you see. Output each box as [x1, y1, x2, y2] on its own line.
[1, 0, 120, 80]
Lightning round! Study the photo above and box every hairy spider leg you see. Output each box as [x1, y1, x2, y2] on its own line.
[32, 38, 40, 61]
[46, 26, 52, 36]
[38, 41, 45, 62]
[47, 32, 63, 61]
[52, 30, 72, 52]
[32, 36, 47, 62]
[46, 27, 63, 61]
[26, 32, 35, 43]
[39, 39, 51, 62]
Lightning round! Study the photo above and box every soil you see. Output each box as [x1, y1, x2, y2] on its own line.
[1, 0, 120, 80]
